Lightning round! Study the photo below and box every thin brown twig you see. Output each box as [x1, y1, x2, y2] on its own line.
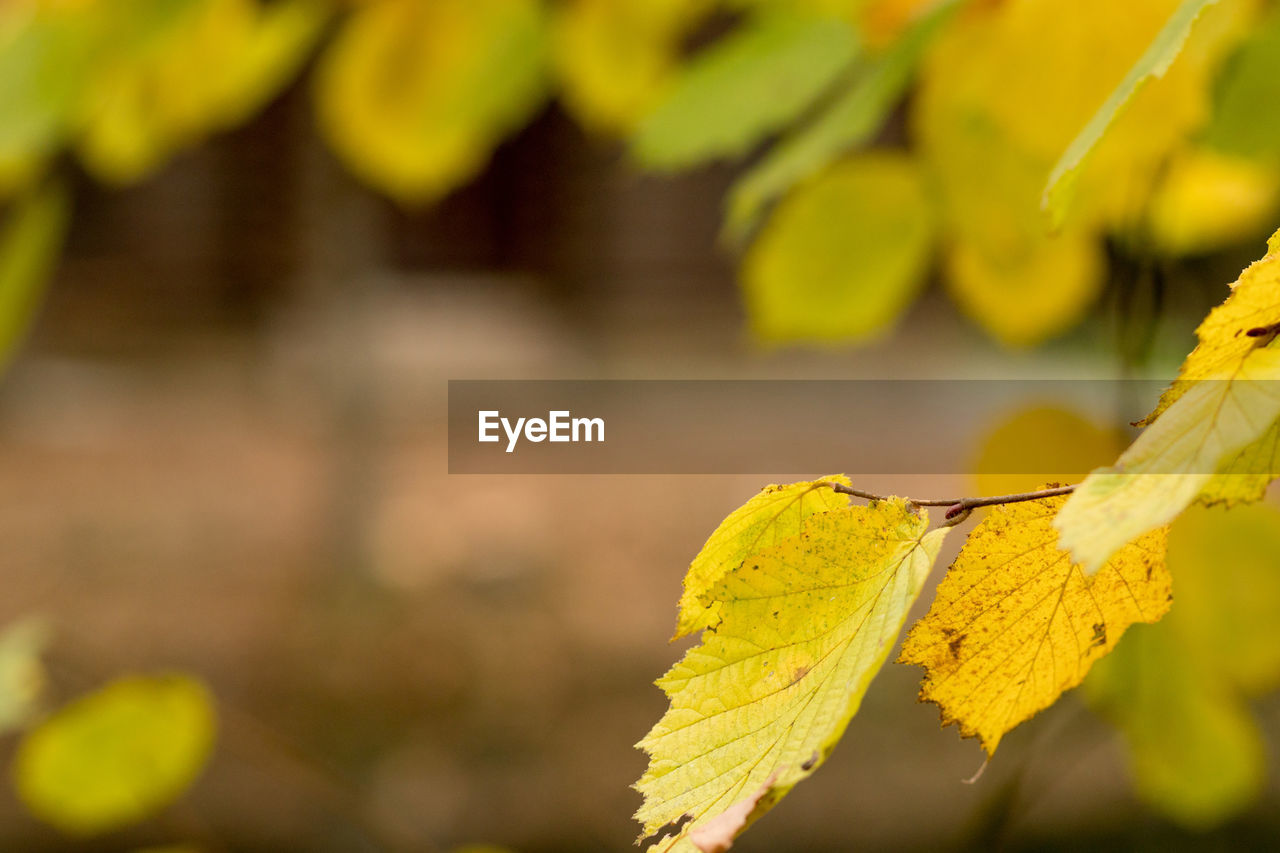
[823, 482, 1077, 526]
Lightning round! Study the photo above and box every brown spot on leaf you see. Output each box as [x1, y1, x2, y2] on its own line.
[789, 665, 811, 686]
[1091, 622, 1107, 647]
[800, 750, 820, 771]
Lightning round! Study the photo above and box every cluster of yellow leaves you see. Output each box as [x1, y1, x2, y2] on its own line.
[912, 0, 1260, 346]
[0, 0, 326, 191]
[637, 479, 948, 852]
[637, 473, 1179, 848]
[642, 230, 1280, 839]
[1057, 228, 1280, 572]
[733, 0, 1280, 349]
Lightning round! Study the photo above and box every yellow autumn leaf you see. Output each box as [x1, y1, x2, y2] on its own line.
[674, 475, 852, 640]
[1141, 227, 1280, 424]
[315, 0, 549, 204]
[636, 499, 948, 852]
[899, 493, 1170, 755]
[1056, 233, 1280, 571]
[552, 0, 711, 134]
[741, 151, 935, 345]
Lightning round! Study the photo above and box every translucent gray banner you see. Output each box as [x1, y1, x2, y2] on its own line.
[447, 379, 1277, 475]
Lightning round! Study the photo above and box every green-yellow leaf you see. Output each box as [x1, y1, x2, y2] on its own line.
[1196, 420, 1280, 507]
[675, 475, 852, 640]
[0, 10, 93, 169]
[633, 11, 859, 171]
[1164, 503, 1280, 694]
[14, 674, 216, 837]
[1056, 345, 1280, 573]
[1203, 4, 1280, 162]
[0, 181, 69, 375]
[1042, 0, 1221, 227]
[315, 0, 549, 204]
[741, 150, 935, 344]
[1056, 232, 1280, 571]
[636, 499, 948, 852]
[724, 0, 956, 240]
[899, 493, 1170, 754]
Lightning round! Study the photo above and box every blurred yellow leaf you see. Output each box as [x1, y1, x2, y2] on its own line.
[858, 0, 940, 48]
[741, 151, 935, 344]
[913, 0, 1252, 346]
[1086, 502, 1280, 827]
[0, 180, 69, 375]
[552, 0, 712, 134]
[1041, 0, 1227, 225]
[944, 226, 1104, 348]
[674, 475, 851, 639]
[1166, 503, 1280, 693]
[1056, 232, 1280, 571]
[637, 499, 947, 852]
[0, 617, 49, 735]
[78, 0, 325, 184]
[1086, 621, 1264, 829]
[211, 0, 329, 129]
[316, 0, 549, 204]
[973, 406, 1124, 498]
[1146, 147, 1280, 256]
[14, 674, 216, 836]
[900, 493, 1169, 754]
[913, 25, 1105, 346]
[0, 6, 94, 193]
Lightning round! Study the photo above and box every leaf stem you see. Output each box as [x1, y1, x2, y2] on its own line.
[824, 483, 1076, 526]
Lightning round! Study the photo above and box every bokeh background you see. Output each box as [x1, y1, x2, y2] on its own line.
[2, 0, 1280, 850]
